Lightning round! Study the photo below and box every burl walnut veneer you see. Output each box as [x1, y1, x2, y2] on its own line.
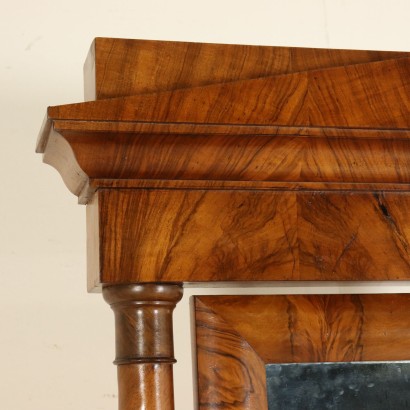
[193, 294, 410, 409]
[36, 38, 410, 409]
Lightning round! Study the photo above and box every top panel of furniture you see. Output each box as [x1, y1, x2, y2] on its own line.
[84, 38, 409, 100]
[36, 38, 410, 289]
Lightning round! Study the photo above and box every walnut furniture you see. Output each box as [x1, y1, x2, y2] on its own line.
[193, 294, 410, 409]
[36, 38, 410, 409]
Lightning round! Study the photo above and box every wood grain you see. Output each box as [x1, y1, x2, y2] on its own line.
[51, 57, 410, 129]
[193, 294, 410, 409]
[38, 56, 410, 202]
[90, 178, 410, 193]
[84, 37, 408, 100]
[37, 38, 410, 410]
[103, 284, 183, 410]
[60, 131, 410, 183]
[117, 364, 174, 410]
[38, 40, 410, 205]
[195, 294, 410, 362]
[87, 189, 410, 288]
[103, 284, 183, 364]
[194, 298, 267, 410]
[40, 127, 410, 204]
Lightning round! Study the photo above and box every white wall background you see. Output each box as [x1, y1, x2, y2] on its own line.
[1, 1, 410, 409]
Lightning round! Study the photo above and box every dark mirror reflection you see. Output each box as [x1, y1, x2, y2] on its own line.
[266, 361, 410, 410]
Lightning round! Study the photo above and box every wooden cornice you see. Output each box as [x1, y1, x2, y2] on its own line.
[37, 39, 410, 287]
[37, 45, 410, 204]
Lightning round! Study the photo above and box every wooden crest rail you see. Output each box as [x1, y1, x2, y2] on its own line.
[37, 38, 410, 409]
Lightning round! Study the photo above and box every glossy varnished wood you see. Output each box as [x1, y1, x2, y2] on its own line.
[38, 54, 410, 203]
[53, 131, 410, 185]
[193, 294, 410, 409]
[193, 297, 267, 410]
[41, 128, 410, 204]
[38, 38, 410, 409]
[88, 189, 410, 289]
[84, 37, 408, 100]
[37, 38, 410, 410]
[117, 364, 174, 410]
[103, 284, 183, 410]
[52, 58, 410, 128]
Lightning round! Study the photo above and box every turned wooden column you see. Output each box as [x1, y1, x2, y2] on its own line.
[103, 283, 183, 410]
